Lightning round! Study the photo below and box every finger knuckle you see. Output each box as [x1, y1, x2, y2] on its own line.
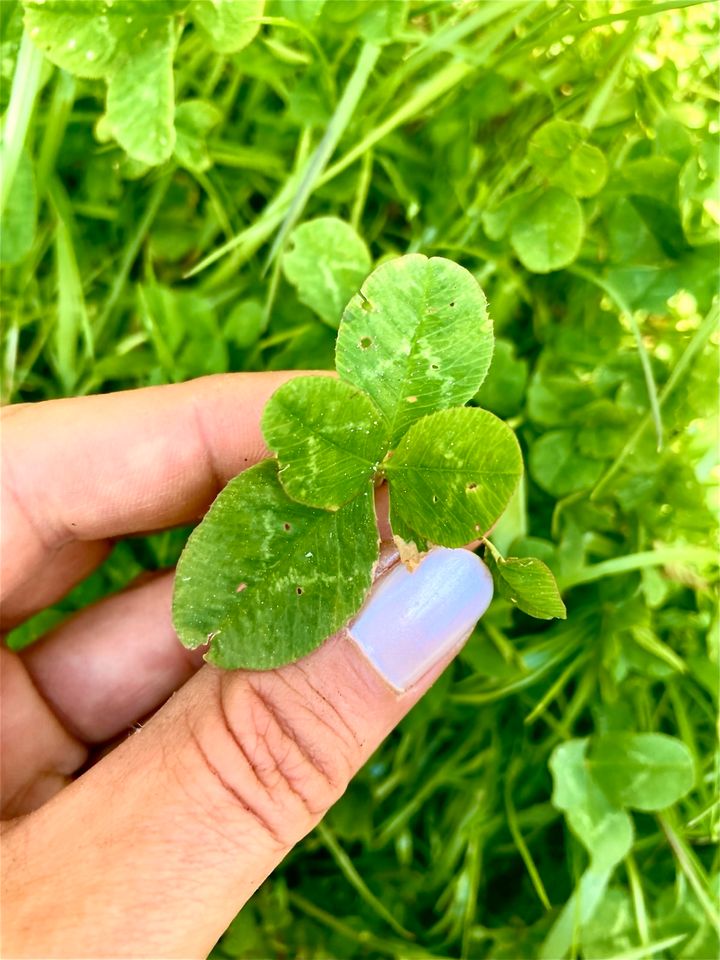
[190, 669, 358, 849]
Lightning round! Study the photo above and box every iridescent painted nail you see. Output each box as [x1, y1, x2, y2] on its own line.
[348, 548, 493, 692]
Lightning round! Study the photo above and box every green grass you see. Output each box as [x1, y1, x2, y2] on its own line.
[2, 1, 719, 957]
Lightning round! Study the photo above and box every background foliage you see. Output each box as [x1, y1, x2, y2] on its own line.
[2, 0, 719, 957]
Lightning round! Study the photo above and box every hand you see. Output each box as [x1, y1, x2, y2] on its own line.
[0, 373, 493, 959]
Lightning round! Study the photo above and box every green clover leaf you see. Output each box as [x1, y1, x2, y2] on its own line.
[528, 119, 608, 198]
[282, 217, 372, 328]
[262, 376, 388, 510]
[173, 460, 379, 670]
[173, 253, 564, 670]
[336, 254, 494, 443]
[384, 407, 522, 548]
[485, 549, 567, 620]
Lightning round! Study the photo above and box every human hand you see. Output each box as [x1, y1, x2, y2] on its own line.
[1, 373, 493, 959]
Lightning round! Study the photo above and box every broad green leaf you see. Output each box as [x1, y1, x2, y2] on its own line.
[261, 376, 388, 510]
[174, 99, 222, 172]
[486, 552, 566, 620]
[188, 0, 264, 53]
[23, 0, 181, 77]
[528, 119, 608, 198]
[0, 147, 36, 264]
[550, 739, 634, 871]
[173, 460, 379, 670]
[105, 18, 176, 165]
[336, 255, 493, 444]
[282, 217, 371, 328]
[510, 187, 584, 273]
[385, 407, 522, 548]
[25, 1, 181, 163]
[588, 733, 695, 810]
[24, 0, 148, 78]
[529, 429, 605, 497]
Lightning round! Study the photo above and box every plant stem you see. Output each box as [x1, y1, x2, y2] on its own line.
[560, 545, 717, 591]
[504, 761, 552, 911]
[625, 854, 651, 959]
[590, 300, 719, 500]
[350, 148, 373, 230]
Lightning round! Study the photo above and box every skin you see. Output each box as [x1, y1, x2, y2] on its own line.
[0, 372, 459, 959]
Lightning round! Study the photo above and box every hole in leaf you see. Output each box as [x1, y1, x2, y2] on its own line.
[466, 482, 478, 492]
[296, 586, 304, 596]
[283, 522, 291, 531]
[360, 336, 372, 349]
[449, 301, 455, 307]
[360, 292, 373, 312]
[406, 395, 418, 403]
[236, 582, 247, 593]
[432, 495, 439, 503]
[430, 363, 439, 370]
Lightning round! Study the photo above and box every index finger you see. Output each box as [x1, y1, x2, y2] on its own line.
[1, 372, 324, 615]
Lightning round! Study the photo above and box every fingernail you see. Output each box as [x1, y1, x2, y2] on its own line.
[348, 548, 493, 692]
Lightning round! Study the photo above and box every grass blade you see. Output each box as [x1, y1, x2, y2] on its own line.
[0, 30, 44, 217]
[263, 41, 380, 271]
[570, 265, 663, 451]
[591, 299, 720, 500]
[315, 822, 415, 939]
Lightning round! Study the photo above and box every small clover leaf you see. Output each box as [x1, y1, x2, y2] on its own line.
[24, 0, 180, 165]
[550, 733, 695, 876]
[528, 119, 608, 198]
[550, 739, 634, 872]
[262, 376, 388, 510]
[587, 733, 695, 811]
[485, 545, 567, 620]
[174, 99, 222, 173]
[384, 407, 523, 548]
[23, 0, 264, 166]
[510, 187, 584, 273]
[173, 460, 378, 670]
[282, 217, 372, 328]
[336, 254, 493, 444]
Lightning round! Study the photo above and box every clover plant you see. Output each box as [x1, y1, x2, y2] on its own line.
[172, 255, 565, 670]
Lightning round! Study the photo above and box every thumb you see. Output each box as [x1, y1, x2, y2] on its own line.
[2, 547, 492, 959]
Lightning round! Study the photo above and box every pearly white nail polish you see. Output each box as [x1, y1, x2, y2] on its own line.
[348, 548, 494, 692]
